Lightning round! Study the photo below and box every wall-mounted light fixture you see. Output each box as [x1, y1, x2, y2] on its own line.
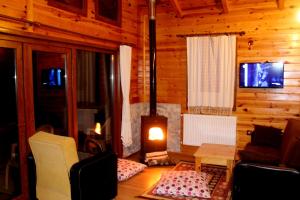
[248, 39, 254, 50]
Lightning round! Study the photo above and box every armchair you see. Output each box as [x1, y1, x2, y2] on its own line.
[28, 131, 117, 200]
[232, 161, 300, 200]
[233, 118, 300, 199]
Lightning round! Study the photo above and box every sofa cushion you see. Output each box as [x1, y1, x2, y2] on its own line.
[251, 125, 283, 148]
[239, 144, 281, 165]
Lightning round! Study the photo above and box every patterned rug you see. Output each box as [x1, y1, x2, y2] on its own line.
[140, 161, 231, 200]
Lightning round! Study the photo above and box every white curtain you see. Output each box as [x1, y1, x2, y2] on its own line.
[120, 45, 132, 147]
[187, 35, 236, 114]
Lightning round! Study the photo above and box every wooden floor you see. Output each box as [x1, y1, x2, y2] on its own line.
[116, 165, 173, 199]
[116, 150, 196, 199]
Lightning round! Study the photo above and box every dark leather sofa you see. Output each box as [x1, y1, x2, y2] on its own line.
[232, 118, 300, 199]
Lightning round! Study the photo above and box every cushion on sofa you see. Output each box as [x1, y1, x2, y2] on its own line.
[152, 170, 211, 198]
[251, 125, 283, 148]
[238, 144, 281, 165]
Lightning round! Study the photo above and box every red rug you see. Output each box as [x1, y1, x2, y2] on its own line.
[140, 161, 231, 200]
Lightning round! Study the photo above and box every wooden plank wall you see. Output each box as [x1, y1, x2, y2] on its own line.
[137, 0, 300, 150]
[1, 0, 300, 150]
[0, 0, 140, 102]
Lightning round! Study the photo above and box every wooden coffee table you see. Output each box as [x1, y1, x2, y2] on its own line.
[193, 143, 236, 182]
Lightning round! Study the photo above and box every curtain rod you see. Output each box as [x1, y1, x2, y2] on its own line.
[176, 31, 245, 38]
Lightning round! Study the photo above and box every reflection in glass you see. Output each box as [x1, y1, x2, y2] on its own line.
[32, 51, 68, 135]
[76, 50, 113, 150]
[0, 47, 20, 199]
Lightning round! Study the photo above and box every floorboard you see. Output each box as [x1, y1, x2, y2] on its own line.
[116, 165, 172, 199]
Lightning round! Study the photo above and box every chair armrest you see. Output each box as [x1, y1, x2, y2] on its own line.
[70, 151, 118, 200]
[232, 161, 300, 200]
[27, 154, 37, 200]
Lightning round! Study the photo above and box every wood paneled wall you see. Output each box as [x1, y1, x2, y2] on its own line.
[2, 0, 300, 150]
[0, 0, 140, 102]
[137, 0, 300, 149]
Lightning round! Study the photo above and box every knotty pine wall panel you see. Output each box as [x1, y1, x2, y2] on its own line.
[137, 0, 300, 149]
[0, 0, 140, 103]
[0, 0, 26, 18]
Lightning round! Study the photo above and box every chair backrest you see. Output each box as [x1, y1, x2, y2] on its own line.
[29, 131, 79, 200]
[281, 118, 300, 166]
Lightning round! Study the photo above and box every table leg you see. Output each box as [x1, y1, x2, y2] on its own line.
[195, 157, 201, 172]
[226, 159, 233, 182]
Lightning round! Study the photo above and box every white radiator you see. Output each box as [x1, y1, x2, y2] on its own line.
[183, 114, 237, 146]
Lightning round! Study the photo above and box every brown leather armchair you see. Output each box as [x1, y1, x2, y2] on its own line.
[233, 118, 300, 199]
[238, 118, 300, 167]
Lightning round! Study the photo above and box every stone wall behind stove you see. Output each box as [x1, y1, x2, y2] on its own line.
[123, 103, 181, 157]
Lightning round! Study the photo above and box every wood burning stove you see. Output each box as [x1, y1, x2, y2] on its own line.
[141, 0, 168, 162]
[141, 116, 167, 158]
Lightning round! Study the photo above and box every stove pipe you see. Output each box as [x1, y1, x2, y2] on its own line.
[149, 0, 157, 116]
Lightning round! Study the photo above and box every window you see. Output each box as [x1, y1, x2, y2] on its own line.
[48, 0, 87, 15]
[95, 0, 121, 26]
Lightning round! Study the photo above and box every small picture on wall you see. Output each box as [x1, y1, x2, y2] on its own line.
[48, 0, 87, 16]
[95, 0, 121, 26]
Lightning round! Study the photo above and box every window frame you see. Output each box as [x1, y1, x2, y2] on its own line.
[47, 0, 87, 16]
[95, 0, 122, 27]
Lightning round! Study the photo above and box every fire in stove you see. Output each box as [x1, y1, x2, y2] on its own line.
[141, 116, 167, 163]
[149, 127, 164, 140]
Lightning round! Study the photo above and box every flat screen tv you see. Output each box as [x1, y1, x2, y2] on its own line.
[239, 62, 284, 88]
[41, 68, 65, 88]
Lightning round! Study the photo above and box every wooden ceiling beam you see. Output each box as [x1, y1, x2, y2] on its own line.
[221, 0, 229, 13]
[169, 0, 184, 18]
[277, 0, 284, 10]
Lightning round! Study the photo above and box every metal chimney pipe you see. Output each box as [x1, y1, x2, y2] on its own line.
[149, 0, 157, 116]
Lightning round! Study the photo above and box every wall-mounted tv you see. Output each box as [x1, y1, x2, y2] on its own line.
[239, 62, 284, 88]
[41, 68, 65, 88]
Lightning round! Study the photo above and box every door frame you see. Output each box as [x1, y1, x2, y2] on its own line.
[23, 43, 73, 139]
[0, 40, 27, 200]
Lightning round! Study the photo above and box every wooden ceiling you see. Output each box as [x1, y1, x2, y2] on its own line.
[140, 0, 285, 17]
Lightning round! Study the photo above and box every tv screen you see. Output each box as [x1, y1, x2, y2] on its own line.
[239, 62, 284, 88]
[41, 68, 65, 88]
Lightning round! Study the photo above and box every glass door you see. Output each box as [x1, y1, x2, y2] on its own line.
[0, 41, 26, 200]
[76, 50, 115, 150]
[74, 47, 122, 155]
[24, 44, 73, 138]
[32, 51, 68, 135]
